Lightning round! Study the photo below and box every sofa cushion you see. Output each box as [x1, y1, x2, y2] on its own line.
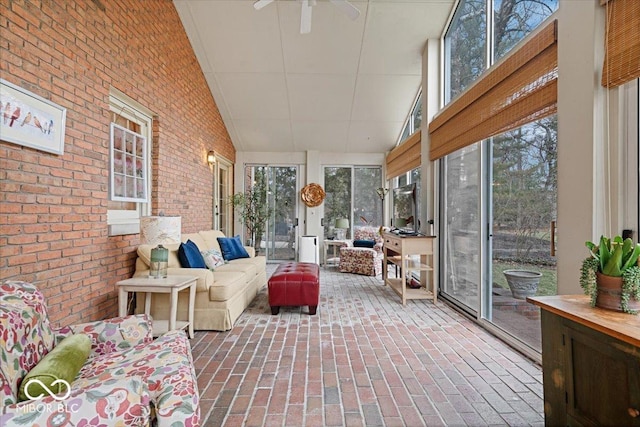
[215, 261, 257, 279]
[217, 236, 250, 261]
[198, 230, 226, 252]
[178, 240, 207, 268]
[201, 248, 225, 270]
[182, 233, 208, 253]
[18, 333, 91, 401]
[207, 271, 250, 301]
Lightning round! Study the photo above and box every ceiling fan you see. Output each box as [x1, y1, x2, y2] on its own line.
[253, 0, 360, 34]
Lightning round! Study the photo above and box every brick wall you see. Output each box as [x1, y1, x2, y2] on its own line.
[0, 0, 236, 326]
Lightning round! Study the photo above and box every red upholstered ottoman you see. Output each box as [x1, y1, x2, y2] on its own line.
[268, 262, 320, 315]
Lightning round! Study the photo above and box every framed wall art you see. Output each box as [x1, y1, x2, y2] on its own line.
[0, 79, 67, 155]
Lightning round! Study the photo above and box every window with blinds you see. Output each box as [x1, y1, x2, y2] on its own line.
[429, 20, 558, 161]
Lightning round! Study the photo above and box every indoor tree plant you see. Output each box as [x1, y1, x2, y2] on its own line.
[228, 187, 271, 253]
[580, 235, 640, 314]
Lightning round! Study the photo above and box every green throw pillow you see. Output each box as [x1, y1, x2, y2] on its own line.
[18, 333, 91, 402]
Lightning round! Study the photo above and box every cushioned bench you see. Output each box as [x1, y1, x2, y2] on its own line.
[268, 262, 320, 315]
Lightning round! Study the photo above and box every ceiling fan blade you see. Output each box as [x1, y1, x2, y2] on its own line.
[253, 0, 274, 11]
[300, 0, 312, 34]
[329, 0, 360, 20]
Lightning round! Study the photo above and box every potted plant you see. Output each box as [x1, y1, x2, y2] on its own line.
[580, 235, 640, 314]
[229, 188, 271, 253]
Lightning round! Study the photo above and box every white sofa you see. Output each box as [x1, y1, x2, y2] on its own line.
[134, 230, 267, 331]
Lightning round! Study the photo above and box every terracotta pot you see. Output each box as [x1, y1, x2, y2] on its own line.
[595, 272, 640, 312]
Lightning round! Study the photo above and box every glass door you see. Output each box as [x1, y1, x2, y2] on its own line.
[487, 117, 557, 352]
[215, 160, 232, 236]
[441, 143, 481, 314]
[264, 166, 298, 262]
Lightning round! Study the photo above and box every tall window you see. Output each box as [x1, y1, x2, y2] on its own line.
[399, 91, 422, 143]
[440, 0, 558, 355]
[107, 90, 152, 236]
[323, 166, 382, 238]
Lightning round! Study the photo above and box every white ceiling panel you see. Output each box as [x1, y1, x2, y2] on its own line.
[174, 0, 455, 155]
[291, 121, 350, 151]
[216, 73, 290, 120]
[279, 1, 368, 74]
[234, 119, 294, 152]
[351, 74, 421, 121]
[359, 2, 452, 75]
[287, 74, 356, 121]
[186, 1, 285, 73]
[347, 119, 403, 152]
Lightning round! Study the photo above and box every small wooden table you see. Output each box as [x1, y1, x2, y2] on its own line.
[383, 232, 436, 305]
[117, 275, 197, 339]
[323, 239, 349, 267]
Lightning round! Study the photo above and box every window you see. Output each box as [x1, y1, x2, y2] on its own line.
[398, 91, 422, 144]
[445, 0, 486, 103]
[323, 166, 382, 238]
[438, 0, 558, 355]
[110, 123, 147, 202]
[107, 89, 153, 236]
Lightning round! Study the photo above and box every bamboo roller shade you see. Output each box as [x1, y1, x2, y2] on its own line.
[428, 20, 558, 161]
[601, 0, 640, 88]
[386, 130, 421, 180]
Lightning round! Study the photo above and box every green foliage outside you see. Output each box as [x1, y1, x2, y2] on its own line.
[493, 261, 557, 296]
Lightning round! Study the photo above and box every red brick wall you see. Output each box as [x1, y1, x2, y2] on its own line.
[0, 0, 236, 326]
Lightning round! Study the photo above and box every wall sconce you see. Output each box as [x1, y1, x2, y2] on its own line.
[207, 150, 216, 166]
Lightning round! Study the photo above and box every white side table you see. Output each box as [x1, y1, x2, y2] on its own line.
[116, 275, 197, 339]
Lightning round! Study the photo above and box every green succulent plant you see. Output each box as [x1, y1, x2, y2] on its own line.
[580, 235, 640, 314]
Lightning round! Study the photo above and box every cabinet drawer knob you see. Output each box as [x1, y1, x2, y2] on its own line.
[629, 408, 640, 418]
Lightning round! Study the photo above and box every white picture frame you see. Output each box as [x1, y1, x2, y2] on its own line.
[0, 79, 66, 155]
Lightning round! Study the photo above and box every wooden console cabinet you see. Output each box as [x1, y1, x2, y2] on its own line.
[528, 295, 640, 426]
[382, 232, 436, 305]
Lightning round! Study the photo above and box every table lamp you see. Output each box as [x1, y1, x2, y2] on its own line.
[140, 216, 181, 278]
[334, 218, 349, 240]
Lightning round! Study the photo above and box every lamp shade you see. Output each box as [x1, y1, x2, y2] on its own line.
[335, 218, 349, 229]
[140, 216, 181, 245]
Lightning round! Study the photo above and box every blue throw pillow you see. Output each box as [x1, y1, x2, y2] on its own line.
[178, 239, 207, 268]
[217, 235, 250, 261]
[353, 239, 376, 248]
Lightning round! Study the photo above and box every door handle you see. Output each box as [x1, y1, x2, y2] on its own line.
[550, 220, 556, 257]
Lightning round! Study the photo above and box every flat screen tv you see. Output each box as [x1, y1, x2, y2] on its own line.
[392, 183, 418, 234]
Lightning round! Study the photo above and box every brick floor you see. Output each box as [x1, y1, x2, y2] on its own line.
[190, 265, 544, 426]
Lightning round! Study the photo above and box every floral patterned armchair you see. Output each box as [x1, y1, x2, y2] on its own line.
[0, 281, 200, 427]
[339, 226, 384, 276]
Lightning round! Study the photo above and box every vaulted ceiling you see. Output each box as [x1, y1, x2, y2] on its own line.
[173, 0, 454, 154]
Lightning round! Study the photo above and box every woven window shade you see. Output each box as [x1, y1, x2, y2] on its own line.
[386, 130, 421, 180]
[429, 20, 558, 161]
[601, 0, 640, 88]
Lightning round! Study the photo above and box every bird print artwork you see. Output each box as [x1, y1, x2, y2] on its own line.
[33, 115, 42, 132]
[47, 119, 53, 134]
[3, 102, 11, 125]
[20, 111, 32, 127]
[9, 106, 21, 127]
